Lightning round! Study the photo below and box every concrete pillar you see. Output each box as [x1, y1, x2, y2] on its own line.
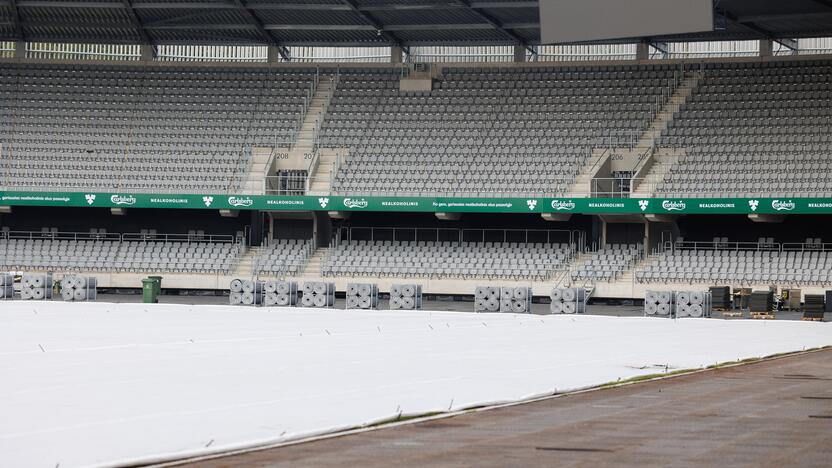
[314, 211, 333, 248]
[390, 45, 403, 64]
[513, 45, 526, 62]
[13, 41, 25, 58]
[759, 39, 773, 58]
[636, 41, 650, 60]
[600, 218, 607, 247]
[139, 44, 155, 62]
[267, 45, 283, 63]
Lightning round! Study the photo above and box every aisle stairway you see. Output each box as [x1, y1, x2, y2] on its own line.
[240, 148, 272, 194]
[568, 72, 703, 198]
[300, 247, 329, 277]
[232, 246, 263, 278]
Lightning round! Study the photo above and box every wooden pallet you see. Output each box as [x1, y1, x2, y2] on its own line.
[720, 310, 743, 317]
[750, 312, 776, 320]
[802, 316, 824, 322]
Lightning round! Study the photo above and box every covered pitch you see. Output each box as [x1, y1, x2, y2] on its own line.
[1, 302, 830, 467]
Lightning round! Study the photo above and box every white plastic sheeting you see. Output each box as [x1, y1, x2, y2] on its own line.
[1, 302, 830, 468]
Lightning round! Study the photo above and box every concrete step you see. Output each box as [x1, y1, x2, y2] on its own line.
[301, 248, 330, 276]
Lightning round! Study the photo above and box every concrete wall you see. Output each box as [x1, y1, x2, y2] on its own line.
[28, 269, 832, 302]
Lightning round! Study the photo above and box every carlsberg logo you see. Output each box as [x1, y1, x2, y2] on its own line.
[551, 199, 576, 211]
[343, 198, 369, 209]
[110, 194, 136, 206]
[227, 197, 254, 208]
[771, 199, 796, 211]
[661, 200, 686, 211]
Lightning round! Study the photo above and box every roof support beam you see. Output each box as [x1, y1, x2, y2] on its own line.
[810, 0, 832, 11]
[140, 22, 538, 32]
[232, 0, 289, 60]
[122, 0, 152, 45]
[456, 0, 533, 52]
[720, 11, 799, 51]
[650, 41, 668, 58]
[8, 0, 24, 41]
[1, 0, 539, 8]
[143, 9, 225, 28]
[339, 0, 405, 49]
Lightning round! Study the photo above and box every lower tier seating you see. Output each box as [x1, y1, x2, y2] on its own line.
[322, 240, 574, 280]
[0, 237, 242, 273]
[636, 249, 832, 285]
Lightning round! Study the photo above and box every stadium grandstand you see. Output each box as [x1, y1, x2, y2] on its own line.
[0, 1, 831, 299]
[2, 1, 832, 466]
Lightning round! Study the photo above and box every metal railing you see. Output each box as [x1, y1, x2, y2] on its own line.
[645, 69, 684, 129]
[265, 174, 307, 195]
[668, 240, 832, 255]
[337, 226, 578, 246]
[251, 240, 315, 278]
[312, 72, 339, 150]
[663, 240, 782, 253]
[596, 129, 641, 151]
[587, 177, 644, 198]
[328, 187, 569, 197]
[1, 229, 236, 244]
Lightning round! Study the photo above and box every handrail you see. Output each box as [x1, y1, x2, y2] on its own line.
[312, 73, 338, 151]
[328, 148, 346, 194]
[1, 229, 234, 243]
[589, 177, 645, 198]
[668, 240, 781, 253]
[587, 146, 608, 175]
[339, 226, 576, 245]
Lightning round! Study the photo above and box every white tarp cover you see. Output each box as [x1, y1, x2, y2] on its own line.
[1, 302, 830, 467]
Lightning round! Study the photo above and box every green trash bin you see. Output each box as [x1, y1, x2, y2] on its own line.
[148, 276, 163, 296]
[142, 278, 158, 304]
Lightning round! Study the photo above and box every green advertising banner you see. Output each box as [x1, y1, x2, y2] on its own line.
[0, 191, 826, 215]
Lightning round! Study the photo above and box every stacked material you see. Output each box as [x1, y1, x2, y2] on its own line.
[20, 273, 53, 300]
[301, 282, 335, 308]
[229, 279, 264, 306]
[826, 290, 832, 313]
[734, 287, 752, 309]
[389, 284, 422, 310]
[0, 273, 13, 299]
[674, 291, 711, 318]
[474, 286, 501, 312]
[644, 291, 674, 317]
[803, 294, 825, 320]
[499, 287, 532, 314]
[749, 291, 774, 313]
[710, 286, 731, 309]
[60, 275, 97, 302]
[346, 283, 379, 310]
[263, 281, 298, 307]
[550, 287, 586, 314]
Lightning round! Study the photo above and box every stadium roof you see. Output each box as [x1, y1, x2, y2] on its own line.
[0, 0, 831, 52]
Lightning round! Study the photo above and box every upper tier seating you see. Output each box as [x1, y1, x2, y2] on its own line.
[0, 64, 316, 193]
[657, 59, 832, 197]
[323, 65, 677, 197]
[571, 244, 643, 282]
[322, 239, 574, 280]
